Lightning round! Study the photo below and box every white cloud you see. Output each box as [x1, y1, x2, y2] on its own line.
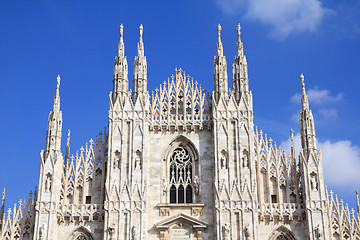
[281, 133, 360, 187]
[291, 88, 343, 105]
[215, 0, 331, 38]
[317, 108, 338, 120]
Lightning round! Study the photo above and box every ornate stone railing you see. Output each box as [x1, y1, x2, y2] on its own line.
[57, 204, 104, 222]
[258, 203, 304, 221]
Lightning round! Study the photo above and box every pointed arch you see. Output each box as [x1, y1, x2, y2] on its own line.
[69, 226, 94, 240]
[268, 226, 296, 240]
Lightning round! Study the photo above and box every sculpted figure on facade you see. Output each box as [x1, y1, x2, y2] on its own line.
[44, 173, 52, 192]
[132, 225, 139, 240]
[245, 226, 253, 240]
[223, 223, 230, 240]
[194, 175, 200, 195]
[311, 173, 318, 191]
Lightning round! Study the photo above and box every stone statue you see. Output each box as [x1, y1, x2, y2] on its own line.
[132, 225, 139, 240]
[108, 223, 115, 237]
[134, 156, 141, 170]
[220, 155, 227, 169]
[311, 174, 318, 191]
[45, 175, 52, 192]
[194, 176, 200, 195]
[315, 224, 323, 240]
[162, 178, 167, 195]
[114, 151, 120, 169]
[245, 226, 253, 240]
[39, 224, 45, 240]
[223, 223, 230, 240]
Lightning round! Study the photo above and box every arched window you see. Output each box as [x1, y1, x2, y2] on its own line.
[169, 147, 193, 203]
[71, 229, 94, 240]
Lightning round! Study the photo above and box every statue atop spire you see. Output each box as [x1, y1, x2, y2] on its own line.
[232, 23, 248, 102]
[137, 24, 144, 57]
[133, 24, 147, 102]
[139, 24, 143, 43]
[236, 23, 243, 57]
[299, 73, 317, 152]
[113, 24, 129, 102]
[118, 24, 125, 58]
[53, 75, 61, 113]
[216, 24, 223, 57]
[301, 73, 310, 111]
[45, 75, 63, 155]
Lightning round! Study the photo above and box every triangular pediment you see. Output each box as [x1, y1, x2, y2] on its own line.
[154, 213, 207, 230]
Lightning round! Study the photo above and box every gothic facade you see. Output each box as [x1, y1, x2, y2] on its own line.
[0, 24, 360, 240]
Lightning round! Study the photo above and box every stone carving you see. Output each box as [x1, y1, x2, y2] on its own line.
[311, 174, 318, 191]
[114, 150, 121, 169]
[132, 225, 139, 240]
[220, 155, 227, 169]
[109, 223, 115, 236]
[315, 224, 323, 240]
[38, 224, 45, 240]
[44, 174, 52, 192]
[194, 175, 200, 195]
[134, 156, 141, 170]
[223, 223, 230, 240]
[245, 226, 252, 240]
[159, 207, 170, 216]
[162, 178, 167, 196]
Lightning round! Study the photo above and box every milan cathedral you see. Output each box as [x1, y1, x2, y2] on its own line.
[0, 24, 359, 240]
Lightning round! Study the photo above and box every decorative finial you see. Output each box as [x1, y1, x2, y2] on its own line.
[67, 129, 70, 139]
[56, 75, 61, 87]
[120, 24, 124, 38]
[217, 24, 222, 42]
[139, 24, 143, 42]
[2, 188, 5, 200]
[300, 73, 305, 88]
[237, 23, 241, 41]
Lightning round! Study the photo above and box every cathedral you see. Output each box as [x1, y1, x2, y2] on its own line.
[0, 23, 360, 240]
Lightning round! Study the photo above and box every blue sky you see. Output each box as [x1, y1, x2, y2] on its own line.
[0, 0, 359, 211]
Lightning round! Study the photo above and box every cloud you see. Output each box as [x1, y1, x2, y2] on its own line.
[317, 108, 338, 120]
[215, 0, 331, 38]
[281, 133, 360, 187]
[291, 88, 343, 105]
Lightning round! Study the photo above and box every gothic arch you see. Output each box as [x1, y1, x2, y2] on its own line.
[162, 135, 199, 162]
[162, 135, 200, 203]
[69, 226, 94, 240]
[268, 226, 296, 240]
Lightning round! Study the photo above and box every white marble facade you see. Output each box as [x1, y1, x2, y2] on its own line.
[1, 24, 360, 240]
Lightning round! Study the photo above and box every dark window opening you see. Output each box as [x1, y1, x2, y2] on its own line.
[271, 194, 277, 203]
[86, 196, 91, 204]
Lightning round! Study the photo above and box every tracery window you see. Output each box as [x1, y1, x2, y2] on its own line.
[276, 235, 288, 240]
[169, 147, 193, 203]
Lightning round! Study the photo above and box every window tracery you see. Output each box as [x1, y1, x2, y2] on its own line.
[169, 146, 193, 203]
[276, 235, 288, 240]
